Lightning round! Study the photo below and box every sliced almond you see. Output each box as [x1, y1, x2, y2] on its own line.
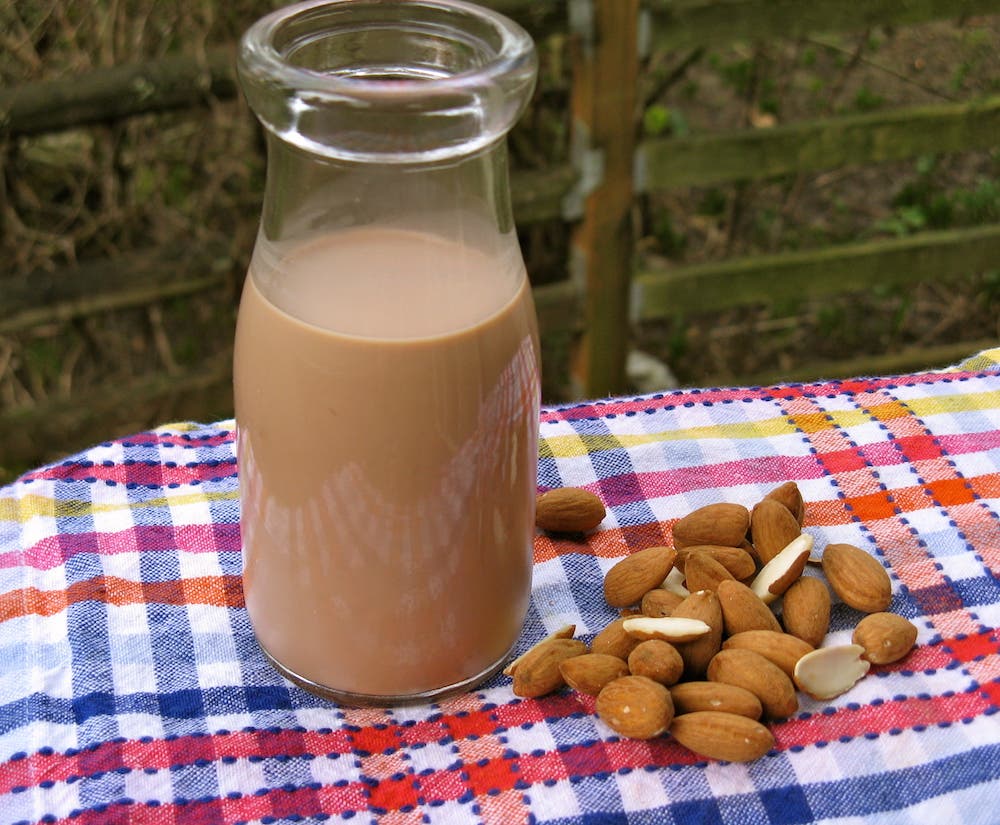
[622, 616, 712, 643]
[661, 566, 691, 597]
[793, 644, 871, 700]
[750, 533, 813, 604]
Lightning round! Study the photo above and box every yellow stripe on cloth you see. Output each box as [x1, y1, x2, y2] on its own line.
[0, 489, 240, 524]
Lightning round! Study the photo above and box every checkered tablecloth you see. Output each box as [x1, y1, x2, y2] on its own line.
[2, 349, 999, 824]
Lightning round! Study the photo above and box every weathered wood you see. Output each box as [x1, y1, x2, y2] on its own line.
[0, 244, 234, 333]
[633, 223, 1000, 319]
[533, 278, 584, 334]
[0, 352, 233, 473]
[637, 97, 1000, 190]
[0, 48, 238, 137]
[649, 0, 1000, 51]
[569, 0, 641, 397]
[511, 164, 578, 224]
[703, 338, 1000, 388]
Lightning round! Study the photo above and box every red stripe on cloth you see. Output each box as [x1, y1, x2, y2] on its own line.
[6, 523, 242, 571]
[0, 574, 244, 620]
[21, 460, 236, 486]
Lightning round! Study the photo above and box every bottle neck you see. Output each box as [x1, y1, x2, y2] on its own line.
[257, 133, 517, 257]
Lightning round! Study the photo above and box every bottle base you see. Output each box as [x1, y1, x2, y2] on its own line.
[258, 644, 514, 707]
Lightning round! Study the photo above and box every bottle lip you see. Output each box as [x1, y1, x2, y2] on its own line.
[239, 0, 535, 106]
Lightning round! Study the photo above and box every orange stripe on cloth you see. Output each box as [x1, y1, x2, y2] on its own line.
[0, 574, 244, 620]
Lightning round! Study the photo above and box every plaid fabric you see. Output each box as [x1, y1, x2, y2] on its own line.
[2, 348, 999, 825]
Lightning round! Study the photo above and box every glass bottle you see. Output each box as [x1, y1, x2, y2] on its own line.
[234, 0, 540, 705]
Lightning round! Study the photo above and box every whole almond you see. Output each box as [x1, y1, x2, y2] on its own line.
[641, 588, 685, 617]
[511, 637, 588, 698]
[669, 682, 763, 720]
[677, 545, 757, 581]
[559, 653, 630, 696]
[751, 499, 803, 564]
[604, 546, 677, 608]
[781, 576, 831, 648]
[535, 487, 606, 533]
[683, 553, 736, 593]
[763, 481, 806, 525]
[671, 590, 724, 679]
[591, 617, 641, 660]
[670, 711, 774, 762]
[672, 503, 750, 549]
[822, 543, 892, 613]
[504, 624, 576, 677]
[627, 639, 685, 685]
[707, 648, 798, 719]
[722, 630, 814, 679]
[596, 675, 674, 739]
[852, 612, 918, 664]
[716, 579, 783, 636]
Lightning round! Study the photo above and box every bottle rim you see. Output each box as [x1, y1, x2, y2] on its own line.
[239, 0, 535, 105]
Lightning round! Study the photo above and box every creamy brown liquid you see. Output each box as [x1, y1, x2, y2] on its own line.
[234, 226, 540, 698]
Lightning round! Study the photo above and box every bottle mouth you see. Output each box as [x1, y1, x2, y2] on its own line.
[238, 0, 537, 163]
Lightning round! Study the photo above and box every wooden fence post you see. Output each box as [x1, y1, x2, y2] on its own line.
[568, 0, 641, 398]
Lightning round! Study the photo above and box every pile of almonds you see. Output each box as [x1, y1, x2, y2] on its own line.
[516, 483, 918, 762]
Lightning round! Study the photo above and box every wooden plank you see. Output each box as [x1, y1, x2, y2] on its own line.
[569, 0, 641, 397]
[0, 48, 237, 137]
[633, 223, 1000, 319]
[0, 245, 234, 333]
[649, 0, 1000, 51]
[533, 279, 584, 334]
[637, 96, 1000, 190]
[701, 339, 1000, 387]
[512, 164, 577, 224]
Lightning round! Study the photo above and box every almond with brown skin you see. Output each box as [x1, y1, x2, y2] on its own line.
[852, 612, 918, 664]
[669, 681, 763, 720]
[716, 579, 783, 636]
[603, 546, 677, 608]
[781, 576, 831, 648]
[707, 648, 798, 719]
[670, 711, 774, 762]
[511, 637, 588, 698]
[627, 639, 685, 685]
[591, 617, 641, 660]
[683, 553, 736, 593]
[672, 503, 750, 549]
[671, 590, 724, 679]
[822, 543, 892, 613]
[750, 498, 803, 564]
[677, 545, 757, 581]
[535, 487, 606, 533]
[641, 588, 685, 617]
[722, 630, 814, 679]
[596, 676, 674, 739]
[504, 624, 576, 677]
[559, 653, 630, 696]
[763, 481, 806, 525]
